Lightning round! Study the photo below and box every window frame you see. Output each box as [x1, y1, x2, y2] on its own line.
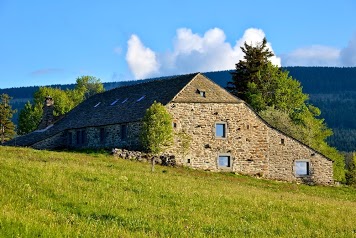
[295, 160, 310, 177]
[217, 154, 232, 170]
[215, 122, 227, 139]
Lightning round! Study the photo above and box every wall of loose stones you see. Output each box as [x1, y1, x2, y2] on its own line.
[166, 102, 270, 175]
[267, 128, 333, 185]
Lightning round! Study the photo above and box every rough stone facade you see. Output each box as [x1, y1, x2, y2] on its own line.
[165, 101, 333, 185]
[66, 122, 142, 150]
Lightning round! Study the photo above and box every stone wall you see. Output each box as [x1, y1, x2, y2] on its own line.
[267, 128, 333, 185]
[66, 122, 142, 150]
[166, 102, 269, 175]
[166, 101, 333, 185]
[32, 131, 66, 149]
[112, 148, 176, 166]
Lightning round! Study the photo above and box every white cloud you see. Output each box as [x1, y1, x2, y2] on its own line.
[340, 33, 356, 66]
[126, 28, 281, 79]
[125, 35, 159, 79]
[282, 45, 341, 66]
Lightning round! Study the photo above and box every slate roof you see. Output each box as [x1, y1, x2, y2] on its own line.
[6, 73, 200, 147]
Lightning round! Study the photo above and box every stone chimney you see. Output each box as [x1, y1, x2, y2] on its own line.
[37, 96, 54, 130]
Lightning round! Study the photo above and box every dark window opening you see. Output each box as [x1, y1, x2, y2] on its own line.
[100, 128, 105, 143]
[187, 159, 191, 163]
[76, 130, 86, 145]
[121, 124, 127, 140]
[173, 122, 177, 128]
[81, 130, 86, 144]
[68, 132, 72, 145]
[76, 131, 81, 144]
[281, 138, 285, 145]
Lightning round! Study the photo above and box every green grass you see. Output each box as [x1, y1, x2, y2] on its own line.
[1, 146, 356, 237]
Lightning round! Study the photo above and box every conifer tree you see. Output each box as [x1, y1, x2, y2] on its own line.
[0, 94, 16, 143]
[228, 38, 346, 182]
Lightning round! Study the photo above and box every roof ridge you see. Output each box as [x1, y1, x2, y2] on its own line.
[106, 72, 200, 92]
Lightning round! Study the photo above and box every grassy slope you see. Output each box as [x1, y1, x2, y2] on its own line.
[0, 147, 356, 237]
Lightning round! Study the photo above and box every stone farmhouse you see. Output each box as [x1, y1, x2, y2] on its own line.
[6, 73, 334, 185]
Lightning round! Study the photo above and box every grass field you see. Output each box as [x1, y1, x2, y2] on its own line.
[0, 146, 356, 237]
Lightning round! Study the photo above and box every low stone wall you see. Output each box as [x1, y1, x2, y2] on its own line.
[111, 148, 176, 167]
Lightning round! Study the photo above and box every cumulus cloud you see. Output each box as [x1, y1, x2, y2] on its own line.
[282, 45, 341, 66]
[125, 28, 281, 79]
[125, 35, 160, 79]
[340, 33, 356, 66]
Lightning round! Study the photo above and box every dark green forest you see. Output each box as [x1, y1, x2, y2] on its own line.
[1, 67, 356, 151]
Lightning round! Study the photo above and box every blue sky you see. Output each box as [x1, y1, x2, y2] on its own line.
[1, 0, 356, 88]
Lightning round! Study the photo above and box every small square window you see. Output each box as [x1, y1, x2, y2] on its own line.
[216, 123, 226, 138]
[295, 161, 310, 176]
[218, 155, 231, 167]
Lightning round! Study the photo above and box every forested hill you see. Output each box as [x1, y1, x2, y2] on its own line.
[1, 67, 356, 151]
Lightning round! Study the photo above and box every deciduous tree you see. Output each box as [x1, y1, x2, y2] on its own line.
[140, 101, 173, 171]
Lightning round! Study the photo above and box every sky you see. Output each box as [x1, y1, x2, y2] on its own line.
[0, 0, 356, 89]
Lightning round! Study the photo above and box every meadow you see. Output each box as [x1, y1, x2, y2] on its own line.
[0, 146, 355, 237]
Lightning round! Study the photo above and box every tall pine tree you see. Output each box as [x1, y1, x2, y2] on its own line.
[0, 94, 16, 143]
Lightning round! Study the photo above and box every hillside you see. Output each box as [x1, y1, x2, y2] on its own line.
[1, 147, 356, 237]
[1, 67, 356, 151]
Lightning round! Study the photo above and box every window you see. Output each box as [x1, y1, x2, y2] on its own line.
[281, 138, 285, 145]
[173, 122, 177, 128]
[121, 98, 128, 103]
[100, 128, 105, 143]
[94, 102, 101, 108]
[76, 131, 81, 144]
[196, 89, 206, 97]
[215, 123, 226, 138]
[121, 124, 127, 140]
[218, 155, 231, 168]
[295, 161, 310, 176]
[67, 132, 72, 145]
[81, 130, 86, 144]
[76, 130, 86, 145]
